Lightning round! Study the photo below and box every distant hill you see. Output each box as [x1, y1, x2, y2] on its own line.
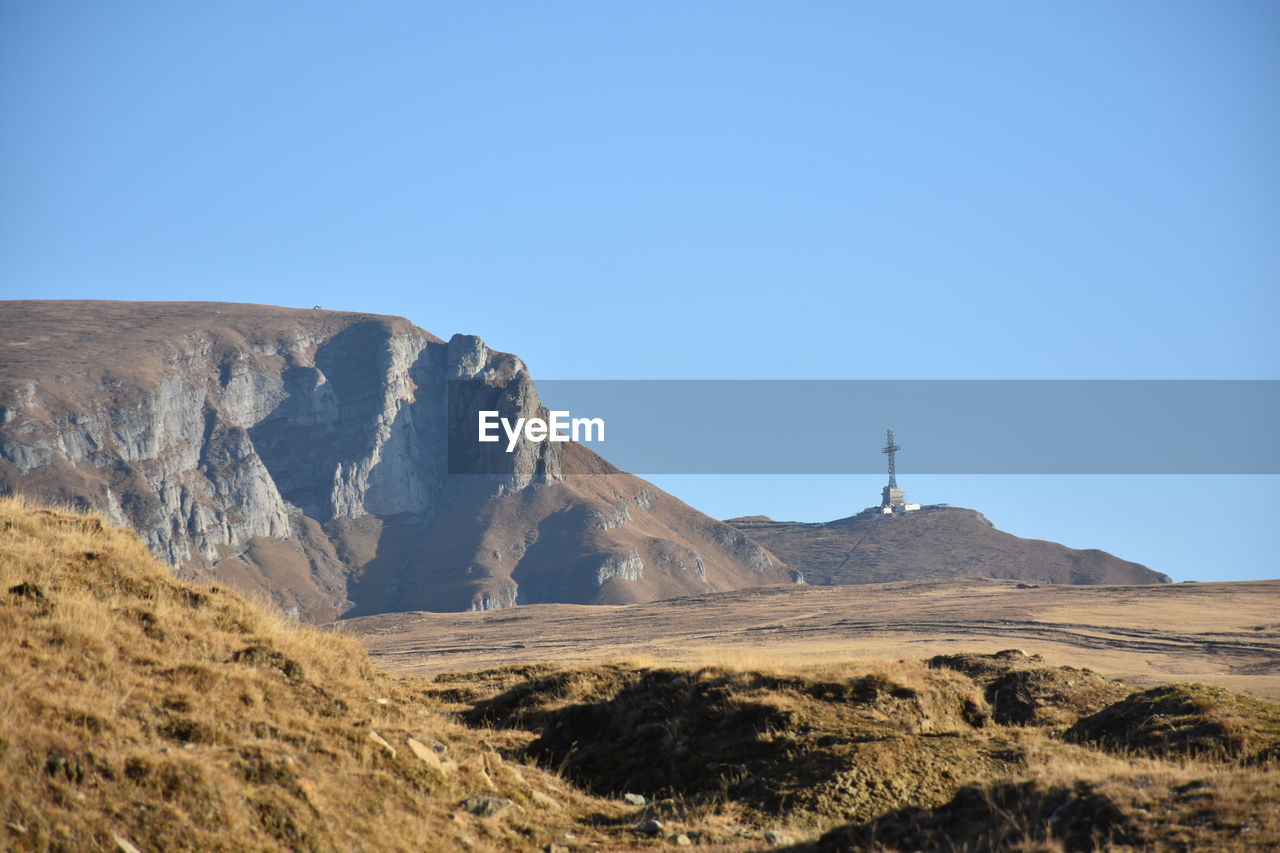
[726, 506, 1171, 586]
[0, 300, 795, 618]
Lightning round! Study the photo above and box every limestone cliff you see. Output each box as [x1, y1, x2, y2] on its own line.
[0, 301, 796, 618]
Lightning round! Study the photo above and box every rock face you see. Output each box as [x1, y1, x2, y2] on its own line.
[0, 301, 796, 618]
[726, 507, 1170, 586]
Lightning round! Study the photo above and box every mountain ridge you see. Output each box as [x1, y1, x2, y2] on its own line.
[726, 506, 1171, 585]
[0, 300, 796, 617]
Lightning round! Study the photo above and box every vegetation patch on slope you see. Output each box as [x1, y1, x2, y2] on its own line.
[0, 498, 628, 852]
[457, 662, 1018, 824]
[1066, 682, 1280, 763]
[803, 763, 1280, 852]
[442, 653, 1280, 850]
[929, 649, 1131, 727]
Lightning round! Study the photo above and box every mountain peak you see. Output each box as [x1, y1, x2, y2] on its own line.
[0, 300, 795, 618]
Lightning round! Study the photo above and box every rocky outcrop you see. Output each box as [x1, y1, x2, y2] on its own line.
[0, 300, 796, 618]
[0, 304, 525, 566]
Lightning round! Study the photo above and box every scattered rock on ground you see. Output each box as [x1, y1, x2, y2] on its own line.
[461, 796, 513, 817]
[408, 737, 450, 772]
[368, 730, 397, 758]
[1066, 683, 1280, 763]
[112, 835, 143, 853]
[636, 818, 664, 835]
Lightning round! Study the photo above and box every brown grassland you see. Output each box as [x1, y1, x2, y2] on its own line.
[2, 497, 1279, 851]
[349, 576, 1280, 701]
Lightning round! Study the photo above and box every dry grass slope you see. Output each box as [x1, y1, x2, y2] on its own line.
[433, 658, 1280, 851]
[0, 497, 634, 852]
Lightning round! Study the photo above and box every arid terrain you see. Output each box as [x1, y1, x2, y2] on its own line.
[3, 497, 1279, 851]
[347, 577, 1280, 701]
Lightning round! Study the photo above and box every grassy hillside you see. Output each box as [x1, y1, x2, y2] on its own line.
[0, 497, 630, 851]
[2, 497, 1278, 851]
[433, 658, 1280, 851]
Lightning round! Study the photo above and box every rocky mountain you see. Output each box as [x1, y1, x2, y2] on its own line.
[0, 300, 796, 618]
[726, 507, 1171, 586]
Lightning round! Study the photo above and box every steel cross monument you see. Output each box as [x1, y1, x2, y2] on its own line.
[881, 428, 901, 489]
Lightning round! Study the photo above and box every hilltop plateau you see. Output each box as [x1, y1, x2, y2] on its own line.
[726, 507, 1169, 586]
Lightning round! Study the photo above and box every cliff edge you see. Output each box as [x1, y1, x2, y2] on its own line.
[0, 300, 795, 617]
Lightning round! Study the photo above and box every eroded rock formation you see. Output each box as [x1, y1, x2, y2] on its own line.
[0, 301, 796, 618]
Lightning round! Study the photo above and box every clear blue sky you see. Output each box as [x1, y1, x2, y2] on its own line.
[2, 2, 1276, 580]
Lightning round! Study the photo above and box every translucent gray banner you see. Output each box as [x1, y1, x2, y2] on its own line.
[448, 380, 1279, 474]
